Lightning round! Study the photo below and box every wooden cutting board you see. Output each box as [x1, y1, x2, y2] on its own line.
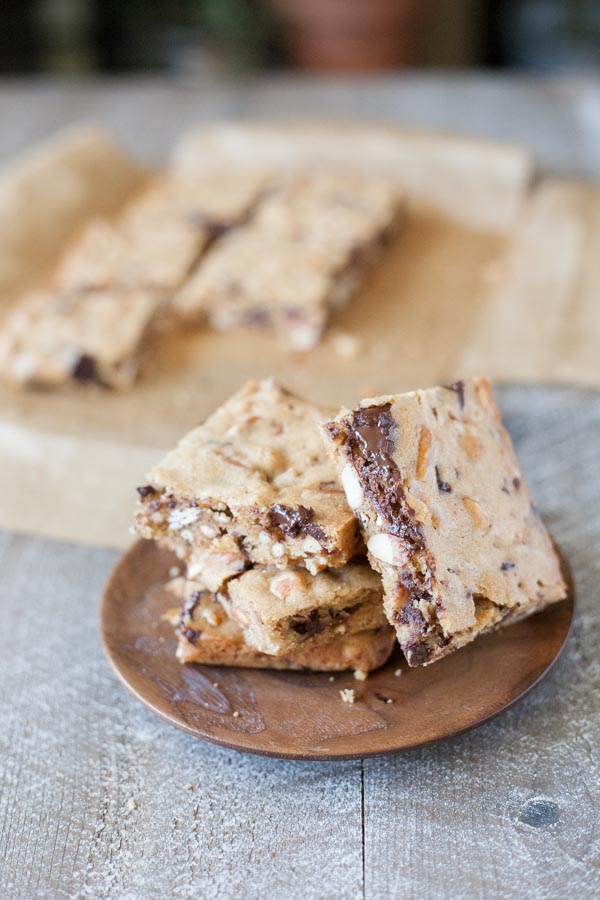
[0, 123, 597, 550]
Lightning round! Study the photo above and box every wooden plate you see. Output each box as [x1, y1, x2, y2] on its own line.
[101, 539, 574, 761]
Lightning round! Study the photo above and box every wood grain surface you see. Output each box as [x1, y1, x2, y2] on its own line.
[1, 385, 598, 898]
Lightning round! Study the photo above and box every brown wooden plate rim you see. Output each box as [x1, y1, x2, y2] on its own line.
[100, 541, 575, 761]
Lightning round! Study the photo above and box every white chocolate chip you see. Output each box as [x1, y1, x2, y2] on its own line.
[367, 533, 409, 566]
[151, 512, 165, 525]
[187, 560, 202, 578]
[271, 542, 285, 558]
[353, 670, 368, 682]
[302, 536, 322, 554]
[341, 464, 364, 510]
[168, 507, 200, 530]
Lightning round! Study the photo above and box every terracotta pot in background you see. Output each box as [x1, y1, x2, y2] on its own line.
[268, 0, 426, 72]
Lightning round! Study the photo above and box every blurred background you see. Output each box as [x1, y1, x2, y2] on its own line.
[2, 0, 599, 76]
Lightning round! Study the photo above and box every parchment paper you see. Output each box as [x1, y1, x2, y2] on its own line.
[0, 125, 148, 306]
[0, 123, 596, 550]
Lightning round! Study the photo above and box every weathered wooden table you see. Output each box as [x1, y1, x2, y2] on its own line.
[0, 77, 599, 899]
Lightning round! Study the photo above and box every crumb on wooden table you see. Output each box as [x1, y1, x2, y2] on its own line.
[353, 669, 368, 682]
[339, 689, 355, 704]
[394, 669, 403, 677]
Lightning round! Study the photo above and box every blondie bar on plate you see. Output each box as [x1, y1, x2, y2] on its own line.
[167, 576, 395, 671]
[217, 561, 387, 656]
[135, 379, 363, 586]
[324, 376, 566, 666]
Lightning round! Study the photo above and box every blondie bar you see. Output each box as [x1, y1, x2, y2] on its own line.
[218, 560, 387, 657]
[0, 287, 159, 388]
[135, 379, 362, 582]
[56, 171, 267, 294]
[168, 576, 395, 672]
[324, 377, 566, 666]
[174, 171, 403, 349]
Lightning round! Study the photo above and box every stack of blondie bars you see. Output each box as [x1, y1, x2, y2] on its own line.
[135, 379, 396, 672]
[0, 169, 404, 389]
[135, 376, 566, 673]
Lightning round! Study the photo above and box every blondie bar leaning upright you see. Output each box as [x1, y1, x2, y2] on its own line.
[324, 376, 566, 666]
[135, 379, 363, 588]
